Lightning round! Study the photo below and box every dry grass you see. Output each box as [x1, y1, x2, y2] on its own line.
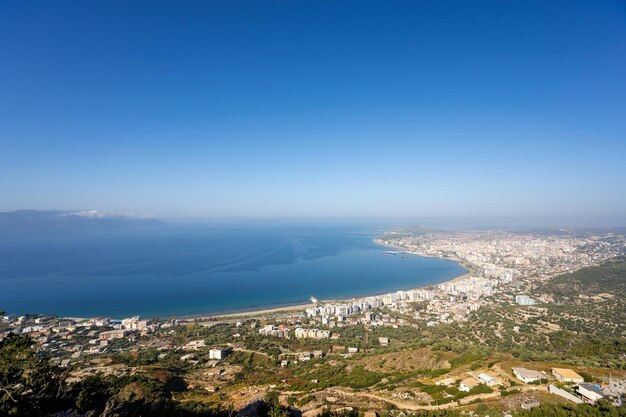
[354, 348, 452, 373]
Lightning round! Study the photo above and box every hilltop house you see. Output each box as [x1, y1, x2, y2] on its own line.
[552, 368, 584, 383]
[577, 383, 605, 403]
[477, 373, 499, 386]
[460, 377, 480, 392]
[512, 367, 544, 383]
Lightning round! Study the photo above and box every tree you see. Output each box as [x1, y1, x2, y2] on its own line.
[266, 391, 288, 417]
[73, 374, 118, 414]
[0, 334, 65, 416]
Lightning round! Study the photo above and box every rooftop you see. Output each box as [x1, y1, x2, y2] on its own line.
[553, 368, 583, 379]
[578, 383, 605, 397]
[512, 367, 544, 378]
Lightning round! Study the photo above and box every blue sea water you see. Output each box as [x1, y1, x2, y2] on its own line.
[0, 223, 465, 318]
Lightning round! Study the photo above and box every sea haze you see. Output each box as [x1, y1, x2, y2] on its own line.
[0, 224, 466, 317]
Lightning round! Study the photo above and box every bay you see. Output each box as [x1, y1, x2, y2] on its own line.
[0, 223, 465, 318]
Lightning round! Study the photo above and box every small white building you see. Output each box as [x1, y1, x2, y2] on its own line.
[552, 368, 584, 383]
[209, 348, 229, 360]
[477, 373, 498, 386]
[459, 377, 480, 392]
[512, 367, 544, 383]
[184, 340, 206, 351]
[98, 329, 128, 341]
[515, 295, 536, 305]
[577, 384, 605, 403]
[435, 377, 455, 386]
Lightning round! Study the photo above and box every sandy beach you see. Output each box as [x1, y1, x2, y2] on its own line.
[197, 302, 317, 320]
[200, 271, 471, 321]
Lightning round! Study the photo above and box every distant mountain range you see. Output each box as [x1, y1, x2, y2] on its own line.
[0, 210, 166, 232]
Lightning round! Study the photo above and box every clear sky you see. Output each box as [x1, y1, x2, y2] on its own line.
[1, 1, 625, 223]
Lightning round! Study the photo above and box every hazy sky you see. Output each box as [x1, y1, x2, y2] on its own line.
[1, 1, 625, 222]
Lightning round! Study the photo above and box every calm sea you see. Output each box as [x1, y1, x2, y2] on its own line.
[0, 223, 465, 318]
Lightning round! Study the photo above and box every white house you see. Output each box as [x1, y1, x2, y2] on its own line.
[552, 368, 584, 383]
[512, 367, 544, 383]
[477, 373, 498, 386]
[459, 377, 480, 392]
[515, 295, 536, 305]
[435, 377, 455, 386]
[184, 340, 206, 351]
[577, 384, 605, 403]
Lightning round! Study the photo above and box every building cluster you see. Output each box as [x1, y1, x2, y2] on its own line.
[364, 230, 626, 326]
[512, 366, 626, 406]
[256, 324, 334, 340]
[294, 327, 331, 339]
[258, 324, 291, 338]
[299, 273, 499, 329]
[437, 371, 501, 393]
[0, 313, 180, 368]
[305, 297, 383, 320]
[379, 230, 625, 282]
[301, 274, 500, 329]
[438, 276, 496, 298]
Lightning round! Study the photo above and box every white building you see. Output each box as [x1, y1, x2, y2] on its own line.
[552, 368, 584, 383]
[98, 329, 128, 341]
[121, 316, 152, 331]
[477, 373, 498, 386]
[512, 367, 544, 383]
[515, 295, 536, 306]
[209, 348, 229, 360]
[459, 377, 480, 392]
[294, 327, 331, 339]
[184, 340, 206, 351]
[577, 384, 605, 403]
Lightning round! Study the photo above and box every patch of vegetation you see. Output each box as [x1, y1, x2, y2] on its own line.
[423, 260, 626, 369]
[0, 334, 230, 417]
[291, 363, 383, 390]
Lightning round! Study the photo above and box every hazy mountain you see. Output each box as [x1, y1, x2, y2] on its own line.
[0, 210, 166, 232]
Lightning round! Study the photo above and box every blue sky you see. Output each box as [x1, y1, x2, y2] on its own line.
[1, 1, 625, 223]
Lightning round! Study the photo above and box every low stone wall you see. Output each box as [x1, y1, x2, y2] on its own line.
[548, 384, 583, 404]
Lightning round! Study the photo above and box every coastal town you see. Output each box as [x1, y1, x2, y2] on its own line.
[379, 229, 624, 282]
[3, 0, 625, 415]
[1, 228, 626, 416]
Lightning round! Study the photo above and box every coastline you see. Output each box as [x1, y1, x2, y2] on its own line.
[194, 238, 471, 321]
[56, 237, 472, 322]
[197, 271, 471, 321]
[375, 238, 477, 276]
[194, 302, 317, 320]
